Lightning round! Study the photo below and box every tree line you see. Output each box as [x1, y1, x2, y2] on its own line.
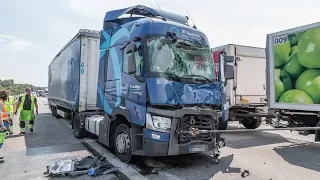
[0, 79, 47, 95]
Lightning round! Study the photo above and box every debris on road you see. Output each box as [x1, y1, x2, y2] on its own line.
[241, 170, 250, 178]
[44, 156, 119, 177]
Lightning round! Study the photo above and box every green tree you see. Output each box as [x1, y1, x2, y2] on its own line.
[0, 79, 47, 96]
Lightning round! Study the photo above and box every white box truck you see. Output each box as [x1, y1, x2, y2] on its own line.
[212, 44, 271, 130]
[266, 22, 320, 141]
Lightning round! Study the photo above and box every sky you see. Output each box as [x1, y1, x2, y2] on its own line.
[0, 0, 319, 86]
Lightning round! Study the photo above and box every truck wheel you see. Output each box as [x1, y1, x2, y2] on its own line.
[242, 117, 262, 129]
[51, 106, 57, 118]
[315, 121, 320, 142]
[114, 123, 132, 163]
[50, 105, 54, 116]
[73, 114, 87, 139]
[218, 118, 228, 130]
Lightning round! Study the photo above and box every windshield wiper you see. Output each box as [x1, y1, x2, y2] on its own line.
[165, 72, 182, 82]
[186, 74, 212, 83]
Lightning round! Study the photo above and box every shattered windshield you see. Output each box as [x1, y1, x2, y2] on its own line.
[147, 36, 215, 81]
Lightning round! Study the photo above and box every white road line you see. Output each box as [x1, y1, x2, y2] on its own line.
[82, 138, 147, 180]
[59, 118, 147, 180]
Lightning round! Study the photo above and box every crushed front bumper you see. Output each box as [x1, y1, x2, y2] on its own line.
[143, 106, 223, 156]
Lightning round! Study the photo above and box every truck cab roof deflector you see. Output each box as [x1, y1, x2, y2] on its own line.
[104, 5, 189, 25]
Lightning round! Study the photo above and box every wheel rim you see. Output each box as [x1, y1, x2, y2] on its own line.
[116, 131, 130, 154]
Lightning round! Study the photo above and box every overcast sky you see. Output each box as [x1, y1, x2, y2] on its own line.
[0, 0, 319, 86]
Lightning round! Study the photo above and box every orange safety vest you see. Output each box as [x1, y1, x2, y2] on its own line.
[0, 100, 9, 122]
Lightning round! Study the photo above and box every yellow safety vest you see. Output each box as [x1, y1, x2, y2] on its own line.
[19, 95, 35, 121]
[4, 96, 14, 117]
[4, 96, 14, 112]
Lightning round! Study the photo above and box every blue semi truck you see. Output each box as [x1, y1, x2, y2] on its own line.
[48, 5, 234, 162]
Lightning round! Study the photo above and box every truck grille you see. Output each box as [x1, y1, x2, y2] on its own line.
[177, 115, 218, 144]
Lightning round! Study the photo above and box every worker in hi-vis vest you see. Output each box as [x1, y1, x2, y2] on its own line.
[14, 87, 38, 135]
[0, 90, 10, 163]
[4, 90, 15, 135]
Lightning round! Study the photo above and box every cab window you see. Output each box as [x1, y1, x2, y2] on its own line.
[123, 41, 143, 75]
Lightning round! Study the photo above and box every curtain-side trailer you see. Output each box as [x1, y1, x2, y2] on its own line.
[48, 29, 101, 120]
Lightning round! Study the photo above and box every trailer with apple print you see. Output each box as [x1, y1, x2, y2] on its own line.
[266, 21, 320, 141]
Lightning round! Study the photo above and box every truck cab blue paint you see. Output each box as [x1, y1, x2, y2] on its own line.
[146, 78, 222, 105]
[97, 5, 224, 129]
[144, 129, 170, 142]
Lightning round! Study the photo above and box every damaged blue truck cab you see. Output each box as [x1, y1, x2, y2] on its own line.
[88, 5, 234, 162]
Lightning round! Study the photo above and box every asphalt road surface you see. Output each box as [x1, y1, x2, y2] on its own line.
[0, 97, 118, 180]
[2, 97, 320, 180]
[136, 124, 320, 180]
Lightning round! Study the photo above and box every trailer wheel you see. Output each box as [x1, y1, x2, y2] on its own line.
[114, 123, 132, 163]
[315, 121, 320, 142]
[218, 118, 228, 130]
[242, 117, 262, 129]
[73, 114, 87, 139]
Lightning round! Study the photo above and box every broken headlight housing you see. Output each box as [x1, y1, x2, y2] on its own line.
[146, 113, 171, 133]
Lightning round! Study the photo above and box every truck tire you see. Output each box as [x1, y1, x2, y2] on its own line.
[315, 120, 320, 142]
[50, 105, 54, 116]
[114, 123, 132, 163]
[73, 114, 87, 139]
[218, 118, 228, 130]
[51, 106, 57, 118]
[242, 117, 262, 129]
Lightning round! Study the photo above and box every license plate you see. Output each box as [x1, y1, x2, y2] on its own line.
[189, 145, 208, 152]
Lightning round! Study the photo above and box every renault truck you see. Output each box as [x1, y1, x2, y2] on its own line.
[266, 21, 320, 141]
[48, 5, 234, 162]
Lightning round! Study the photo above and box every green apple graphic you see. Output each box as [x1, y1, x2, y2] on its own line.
[291, 45, 298, 55]
[288, 31, 304, 46]
[279, 89, 313, 104]
[296, 69, 320, 104]
[297, 27, 320, 68]
[275, 69, 292, 101]
[283, 53, 306, 78]
[274, 41, 291, 67]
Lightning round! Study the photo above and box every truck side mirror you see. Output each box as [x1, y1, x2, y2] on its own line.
[127, 54, 136, 74]
[224, 55, 234, 63]
[126, 43, 137, 54]
[225, 64, 234, 80]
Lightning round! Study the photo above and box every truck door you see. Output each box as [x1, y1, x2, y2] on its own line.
[121, 40, 147, 126]
[212, 50, 230, 102]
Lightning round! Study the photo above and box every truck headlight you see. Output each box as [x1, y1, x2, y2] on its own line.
[146, 113, 171, 132]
